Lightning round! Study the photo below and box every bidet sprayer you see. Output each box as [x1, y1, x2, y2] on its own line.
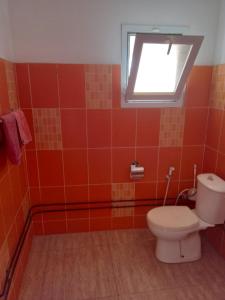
[168, 166, 175, 177]
[163, 166, 175, 206]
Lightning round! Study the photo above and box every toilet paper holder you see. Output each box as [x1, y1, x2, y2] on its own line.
[130, 161, 144, 179]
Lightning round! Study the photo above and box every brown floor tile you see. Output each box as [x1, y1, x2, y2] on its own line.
[63, 244, 118, 299]
[19, 249, 66, 300]
[118, 282, 225, 300]
[19, 229, 225, 300]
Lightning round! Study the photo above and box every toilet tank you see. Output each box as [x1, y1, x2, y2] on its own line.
[196, 173, 225, 224]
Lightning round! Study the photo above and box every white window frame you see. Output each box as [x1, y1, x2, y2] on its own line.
[121, 25, 203, 108]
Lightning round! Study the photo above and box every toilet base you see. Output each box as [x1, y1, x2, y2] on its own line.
[155, 231, 201, 263]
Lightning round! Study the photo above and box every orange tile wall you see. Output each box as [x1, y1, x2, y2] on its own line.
[0, 59, 31, 300]
[15, 63, 213, 234]
[1, 61, 223, 299]
[203, 64, 225, 259]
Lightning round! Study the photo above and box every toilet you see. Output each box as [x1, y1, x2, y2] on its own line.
[147, 173, 225, 263]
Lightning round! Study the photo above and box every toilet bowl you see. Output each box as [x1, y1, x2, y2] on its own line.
[147, 173, 225, 263]
[147, 206, 213, 263]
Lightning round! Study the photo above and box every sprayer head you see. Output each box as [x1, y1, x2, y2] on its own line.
[168, 166, 175, 177]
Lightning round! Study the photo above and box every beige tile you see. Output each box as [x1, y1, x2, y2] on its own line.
[209, 64, 225, 110]
[112, 183, 135, 217]
[159, 108, 185, 147]
[85, 65, 112, 109]
[32, 108, 62, 150]
[4, 60, 19, 110]
[112, 183, 135, 201]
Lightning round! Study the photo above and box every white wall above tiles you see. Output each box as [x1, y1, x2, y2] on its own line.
[0, 0, 14, 59]
[8, 0, 221, 64]
[214, 0, 225, 64]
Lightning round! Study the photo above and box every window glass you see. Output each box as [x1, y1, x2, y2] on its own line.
[128, 34, 135, 76]
[134, 43, 192, 94]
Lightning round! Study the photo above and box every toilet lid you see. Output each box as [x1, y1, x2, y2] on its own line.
[147, 206, 199, 232]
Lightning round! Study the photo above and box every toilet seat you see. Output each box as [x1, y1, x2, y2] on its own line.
[147, 206, 199, 232]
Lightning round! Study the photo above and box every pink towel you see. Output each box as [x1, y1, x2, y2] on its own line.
[13, 110, 32, 145]
[0, 113, 22, 165]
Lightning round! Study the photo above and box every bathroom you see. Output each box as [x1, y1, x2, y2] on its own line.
[0, 0, 225, 299]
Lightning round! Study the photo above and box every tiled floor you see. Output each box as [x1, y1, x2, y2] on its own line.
[19, 229, 225, 300]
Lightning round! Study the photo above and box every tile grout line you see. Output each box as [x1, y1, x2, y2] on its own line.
[84, 65, 91, 231]
[202, 99, 211, 173]
[110, 77, 113, 229]
[106, 233, 121, 298]
[26, 178, 197, 189]
[24, 144, 209, 151]
[177, 108, 186, 196]
[18, 105, 212, 110]
[27, 63, 44, 235]
[132, 108, 138, 226]
[155, 109, 162, 200]
[215, 108, 224, 173]
[56, 63, 67, 232]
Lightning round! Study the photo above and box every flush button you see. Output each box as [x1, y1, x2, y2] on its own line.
[207, 175, 214, 181]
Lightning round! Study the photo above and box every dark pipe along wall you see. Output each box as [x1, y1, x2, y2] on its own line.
[0, 197, 184, 300]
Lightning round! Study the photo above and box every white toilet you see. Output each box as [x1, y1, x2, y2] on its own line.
[147, 173, 225, 263]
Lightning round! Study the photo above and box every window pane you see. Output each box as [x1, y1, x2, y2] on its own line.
[134, 43, 192, 93]
[128, 34, 135, 76]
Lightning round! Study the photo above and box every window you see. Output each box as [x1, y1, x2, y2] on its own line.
[121, 25, 203, 107]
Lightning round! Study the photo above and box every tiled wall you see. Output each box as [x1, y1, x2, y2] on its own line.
[0, 60, 223, 297]
[0, 59, 31, 300]
[203, 64, 225, 259]
[15, 63, 212, 234]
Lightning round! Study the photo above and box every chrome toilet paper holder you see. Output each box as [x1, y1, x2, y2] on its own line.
[130, 161, 144, 179]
